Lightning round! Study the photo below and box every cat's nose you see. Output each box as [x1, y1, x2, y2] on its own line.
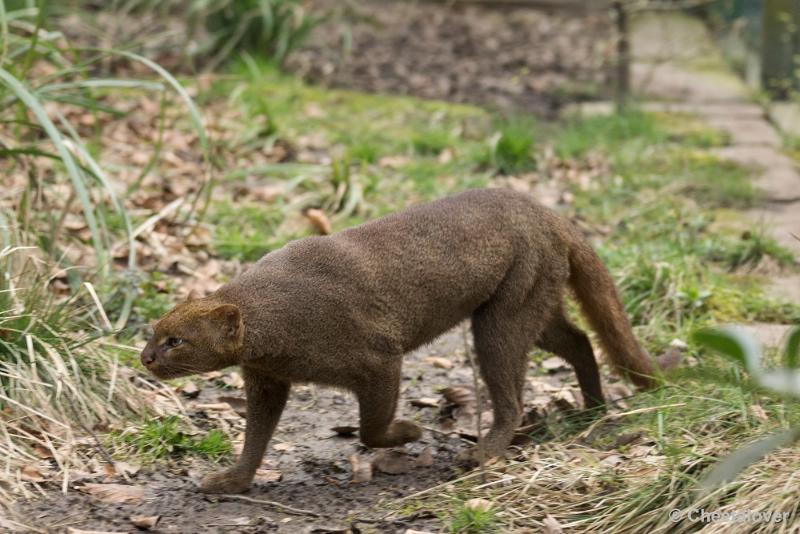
[140, 346, 156, 367]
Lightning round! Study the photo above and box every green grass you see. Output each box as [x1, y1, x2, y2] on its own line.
[553, 112, 798, 351]
[114, 416, 232, 462]
[133, 272, 175, 322]
[209, 201, 292, 261]
[484, 118, 537, 175]
[554, 110, 666, 159]
[200, 58, 497, 259]
[412, 128, 456, 156]
[708, 229, 797, 270]
[449, 501, 499, 533]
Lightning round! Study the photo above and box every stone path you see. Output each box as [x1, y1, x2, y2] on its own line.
[632, 12, 799, 344]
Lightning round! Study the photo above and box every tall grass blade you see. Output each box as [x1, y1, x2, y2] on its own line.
[0, 67, 107, 268]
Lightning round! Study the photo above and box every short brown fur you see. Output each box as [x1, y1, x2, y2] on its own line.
[140, 188, 658, 493]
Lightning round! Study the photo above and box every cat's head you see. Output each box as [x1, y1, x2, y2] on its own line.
[140, 299, 245, 379]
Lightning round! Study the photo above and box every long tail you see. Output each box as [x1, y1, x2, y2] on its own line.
[567, 236, 658, 389]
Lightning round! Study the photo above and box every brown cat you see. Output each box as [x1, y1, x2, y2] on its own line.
[140, 188, 658, 494]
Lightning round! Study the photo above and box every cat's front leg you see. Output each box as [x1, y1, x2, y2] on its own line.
[200, 372, 289, 493]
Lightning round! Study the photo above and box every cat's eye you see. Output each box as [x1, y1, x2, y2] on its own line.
[165, 337, 184, 348]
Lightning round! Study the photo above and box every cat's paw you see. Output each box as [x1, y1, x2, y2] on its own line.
[391, 419, 422, 444]
[199, 468, 252, 494]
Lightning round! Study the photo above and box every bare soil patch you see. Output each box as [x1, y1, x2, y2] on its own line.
[14, 327, 627, 533]
[289, 0, 615, 116]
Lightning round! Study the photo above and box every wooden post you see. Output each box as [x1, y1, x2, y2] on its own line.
[614, 0, 630, 113]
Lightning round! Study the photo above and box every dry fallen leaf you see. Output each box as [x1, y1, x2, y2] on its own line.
[20, 465, 48, 482]
[552, 388, 577, 411]
[349, 453, 373, 483]
[273, 442, 294, 452]
[410, 397, 439, 408]
[331, 425, 359, 436]
[438, 148, 454, 164]
[130, 515, 160, 529]
[541, 356, 568, 372]
[194, 402, 235, 412]
[542, 514, 564, 534]
[600, 454, 624, 468]
[378, 155, 410, 168]
[372, 450, 414, 475]
[656, 347, 683, 371]
[222, 371, 245, 389]
[217, 396, 247, 417]
[627, 444, 656, 458]
[464, 498, 492, 512]
[303, 208, 332, 235]
[750, 404, 768, 422]
[247, 184, 284, 203]
[32, 444, 55, 459]
[415, 447, 434, 467]
[76, 483, 144, 504]
[425, 356, 454, 369]
[179, 381, 200, 398]
[113, 461, 141, 477]
[441, 386, 476, 407]
[254, 468, 283, 483]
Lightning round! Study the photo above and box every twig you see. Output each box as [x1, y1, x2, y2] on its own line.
[575, 402, 687, 441]
[462, 323, 486, 483]
[396, 468, 497, 503]
[129, 197, 184, 239]
[352, 510, 437, 528]
[63, 400, 127, 482]
[216, 494, 330, 518]
[420, 424, 478, 447]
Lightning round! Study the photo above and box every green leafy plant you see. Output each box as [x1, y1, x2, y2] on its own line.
[116, 416, 232, 461]
[693, 325, 800, 489]
[484, 118, 536, 174]
[449, 500, 498, 533]
[190, 0, 324, 69]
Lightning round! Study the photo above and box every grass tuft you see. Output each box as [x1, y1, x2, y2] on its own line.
[482, 118, 536, 174]
[114, 416, 232, 462]
[449, 501, 498, 533]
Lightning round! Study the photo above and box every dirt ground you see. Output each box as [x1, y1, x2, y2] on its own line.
[289, 0, 614, 116]
[15, 327, 599, 533]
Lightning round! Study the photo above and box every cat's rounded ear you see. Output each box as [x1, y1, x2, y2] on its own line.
[204, 304, 244, 343]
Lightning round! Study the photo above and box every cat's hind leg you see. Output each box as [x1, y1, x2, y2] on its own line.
[536, 309, 604, 409]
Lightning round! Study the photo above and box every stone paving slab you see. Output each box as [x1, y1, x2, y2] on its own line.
[632, 62, 750, 103]
[713, 146, 800, 203]
[740, 323, 796, 349]
[631, 11, 800, 306]
[704, 115, 783, 147]
[640, 101, 764, 118]
[745, 205, 800, 256]
[769, 102, 800, 139]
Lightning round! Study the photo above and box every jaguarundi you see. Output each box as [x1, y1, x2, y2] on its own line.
[140, 188, 658, 494]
